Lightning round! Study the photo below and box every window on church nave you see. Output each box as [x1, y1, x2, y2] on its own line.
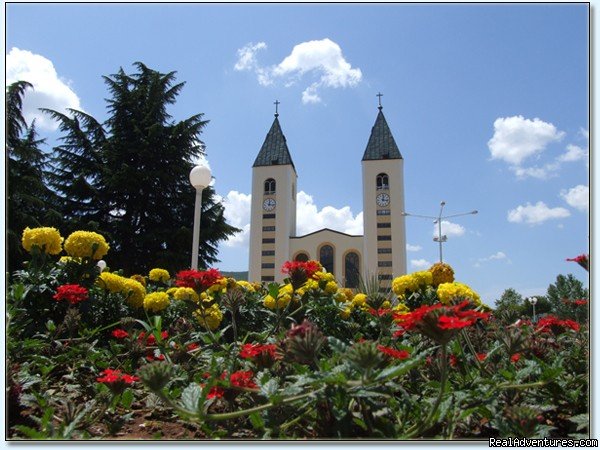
[376, 173, 389, 190]
[264, 178, 276, 194]
[294, 252, 309, 262]
[319, 245, 334, 274]
[344, 252, 360, 289]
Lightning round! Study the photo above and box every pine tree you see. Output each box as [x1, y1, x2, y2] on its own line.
[46, 63, 239, 274]
[6, 81, 61, 272]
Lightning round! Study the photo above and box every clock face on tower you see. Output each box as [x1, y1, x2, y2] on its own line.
[263, 198, 276, 211]
[376, 193, 390, 207]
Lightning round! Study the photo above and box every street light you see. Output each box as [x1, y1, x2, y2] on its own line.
[528, 296, 538, 322]
[402, 201, 478, 263]
[189, 163, 212, 270]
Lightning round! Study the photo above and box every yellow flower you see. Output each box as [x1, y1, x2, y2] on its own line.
[130, 274, 147, 287]
[263, 294, 276, 309]
[173, 287, 199, 303]
[429, 262, 455, 287]
[21, 227, 63, 255]
[58, 256, 82, 264]
[166, 287, 178, 296]
[149, 268, 170, 283]
[121, 278, 146, 308]
[236, 280, 255, 293]
[97, 272, 146, 308]
[353, 293, 368, 307]
[314, 271, 335, 283]
[393, 302, 410, 315]
[333, 291, 347, 303]
[64, 231, 109, 259]
[325, 281, 339, 295]
[194, 304, 223, 330]
[340, 305, 353, 319]
[340, 288, 355, 302]
[382, 300, 391, 309]
[98, 272, 125, 293]
[392, 271, 433, 298]
[437, 282, 481, 306]
[143, 291, 170, 312]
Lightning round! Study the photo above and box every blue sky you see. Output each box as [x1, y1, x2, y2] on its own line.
[6, 3, 590, 305]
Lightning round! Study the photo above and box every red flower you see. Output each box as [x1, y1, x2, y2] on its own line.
[281, 260, 321, 279]
[377, 345, 410, 360]
[111, 329, 129, 339]
[368, 308, 393, 317]
[437, 315, 473, 330]
[476, 353, 487, 362]
[229, 370, 258, 389]
[510, 353, 521, 363]
[146, 353, 165, 362]
[240, 343, 278, 359]
[566, 254, 589, 271]
[139, 330, 169, 346]
[393, 301, 489, 344]
[537, 315, 580, 334]
[187, 342, 200, 352]
[53, 284, 89, 305]
[449, 355, 458, 367]
[175, 268, 222, 290]
[207, 386, 225, 399]
[573, 299, 588, 306]
[97, 368, 139, 394]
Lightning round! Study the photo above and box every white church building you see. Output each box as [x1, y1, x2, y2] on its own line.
[248, 102, 407, 289]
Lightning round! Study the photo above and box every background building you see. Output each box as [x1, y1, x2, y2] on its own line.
[248, 103, 407, 289]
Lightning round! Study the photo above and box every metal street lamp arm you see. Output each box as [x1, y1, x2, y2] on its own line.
[440, 210, 478, 220]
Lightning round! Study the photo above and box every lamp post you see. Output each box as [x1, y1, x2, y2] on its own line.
[189, 163, 212, 270]
[528, 296, 538, 322]
[402, 201, 478, 263]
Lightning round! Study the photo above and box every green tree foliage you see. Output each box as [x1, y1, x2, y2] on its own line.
[6, 81, 61, 273]
[493, 288, 524, 324]
[545, 274, 589, 321]
[45, 63, 239, 274]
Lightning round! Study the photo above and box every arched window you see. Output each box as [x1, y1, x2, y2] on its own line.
[319, 245, 334, 274]
[294, 252, 309, 262]
[264, 178, 276, 194]
[376, 173, 389, 190]
[344, 252, 360, 289]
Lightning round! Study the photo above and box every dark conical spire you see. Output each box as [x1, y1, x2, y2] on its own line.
[253, 115, 296, 170]
[362, 107, 402, 161]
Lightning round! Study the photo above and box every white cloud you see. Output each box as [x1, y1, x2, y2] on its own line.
[234, 38, 362, 104]
[296, 191, 363, 235]
[411, 259, 431, 269]
[433, 220, 466, 238]
[221, 191, 252, 248]
[234, 42, 267, 71]
[406, 244, 422, 252]
[507, 201, 570, 225]
[476, 251, 509, 267]
[488, 115, 565, 166]
[511, 162, 560, 180]
[560, 185, 589, 212]
[221, 190, 364, 247]
[6, 47, 83, 131]
[558, 144, 587, 163]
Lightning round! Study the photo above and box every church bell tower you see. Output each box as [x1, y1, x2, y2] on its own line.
[361, 97, 407, 289]
[248, 105, 297, 283]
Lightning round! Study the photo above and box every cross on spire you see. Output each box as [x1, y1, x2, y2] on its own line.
[274, 100, 280, 117]
[376, 92, 383, 110]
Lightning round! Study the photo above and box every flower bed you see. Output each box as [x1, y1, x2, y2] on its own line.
[7, 228, 589, 439]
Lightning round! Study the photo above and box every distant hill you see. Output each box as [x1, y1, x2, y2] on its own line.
[221, 271, 249, 281]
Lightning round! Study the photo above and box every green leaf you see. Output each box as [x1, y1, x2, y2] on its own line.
[375, 356, 424, 382]
[120, 389, 134, 409]
[180, 383, 202, 413]
[248, 412, 265, 431]
[14, 425, 48, 439]
[327, 336, 348, 354]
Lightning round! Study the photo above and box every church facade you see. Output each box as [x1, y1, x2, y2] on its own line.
[248, 104, 407, 289]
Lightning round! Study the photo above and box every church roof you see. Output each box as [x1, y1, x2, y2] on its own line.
[362, 109, 403, 161]
[253, 116, 296, 170]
